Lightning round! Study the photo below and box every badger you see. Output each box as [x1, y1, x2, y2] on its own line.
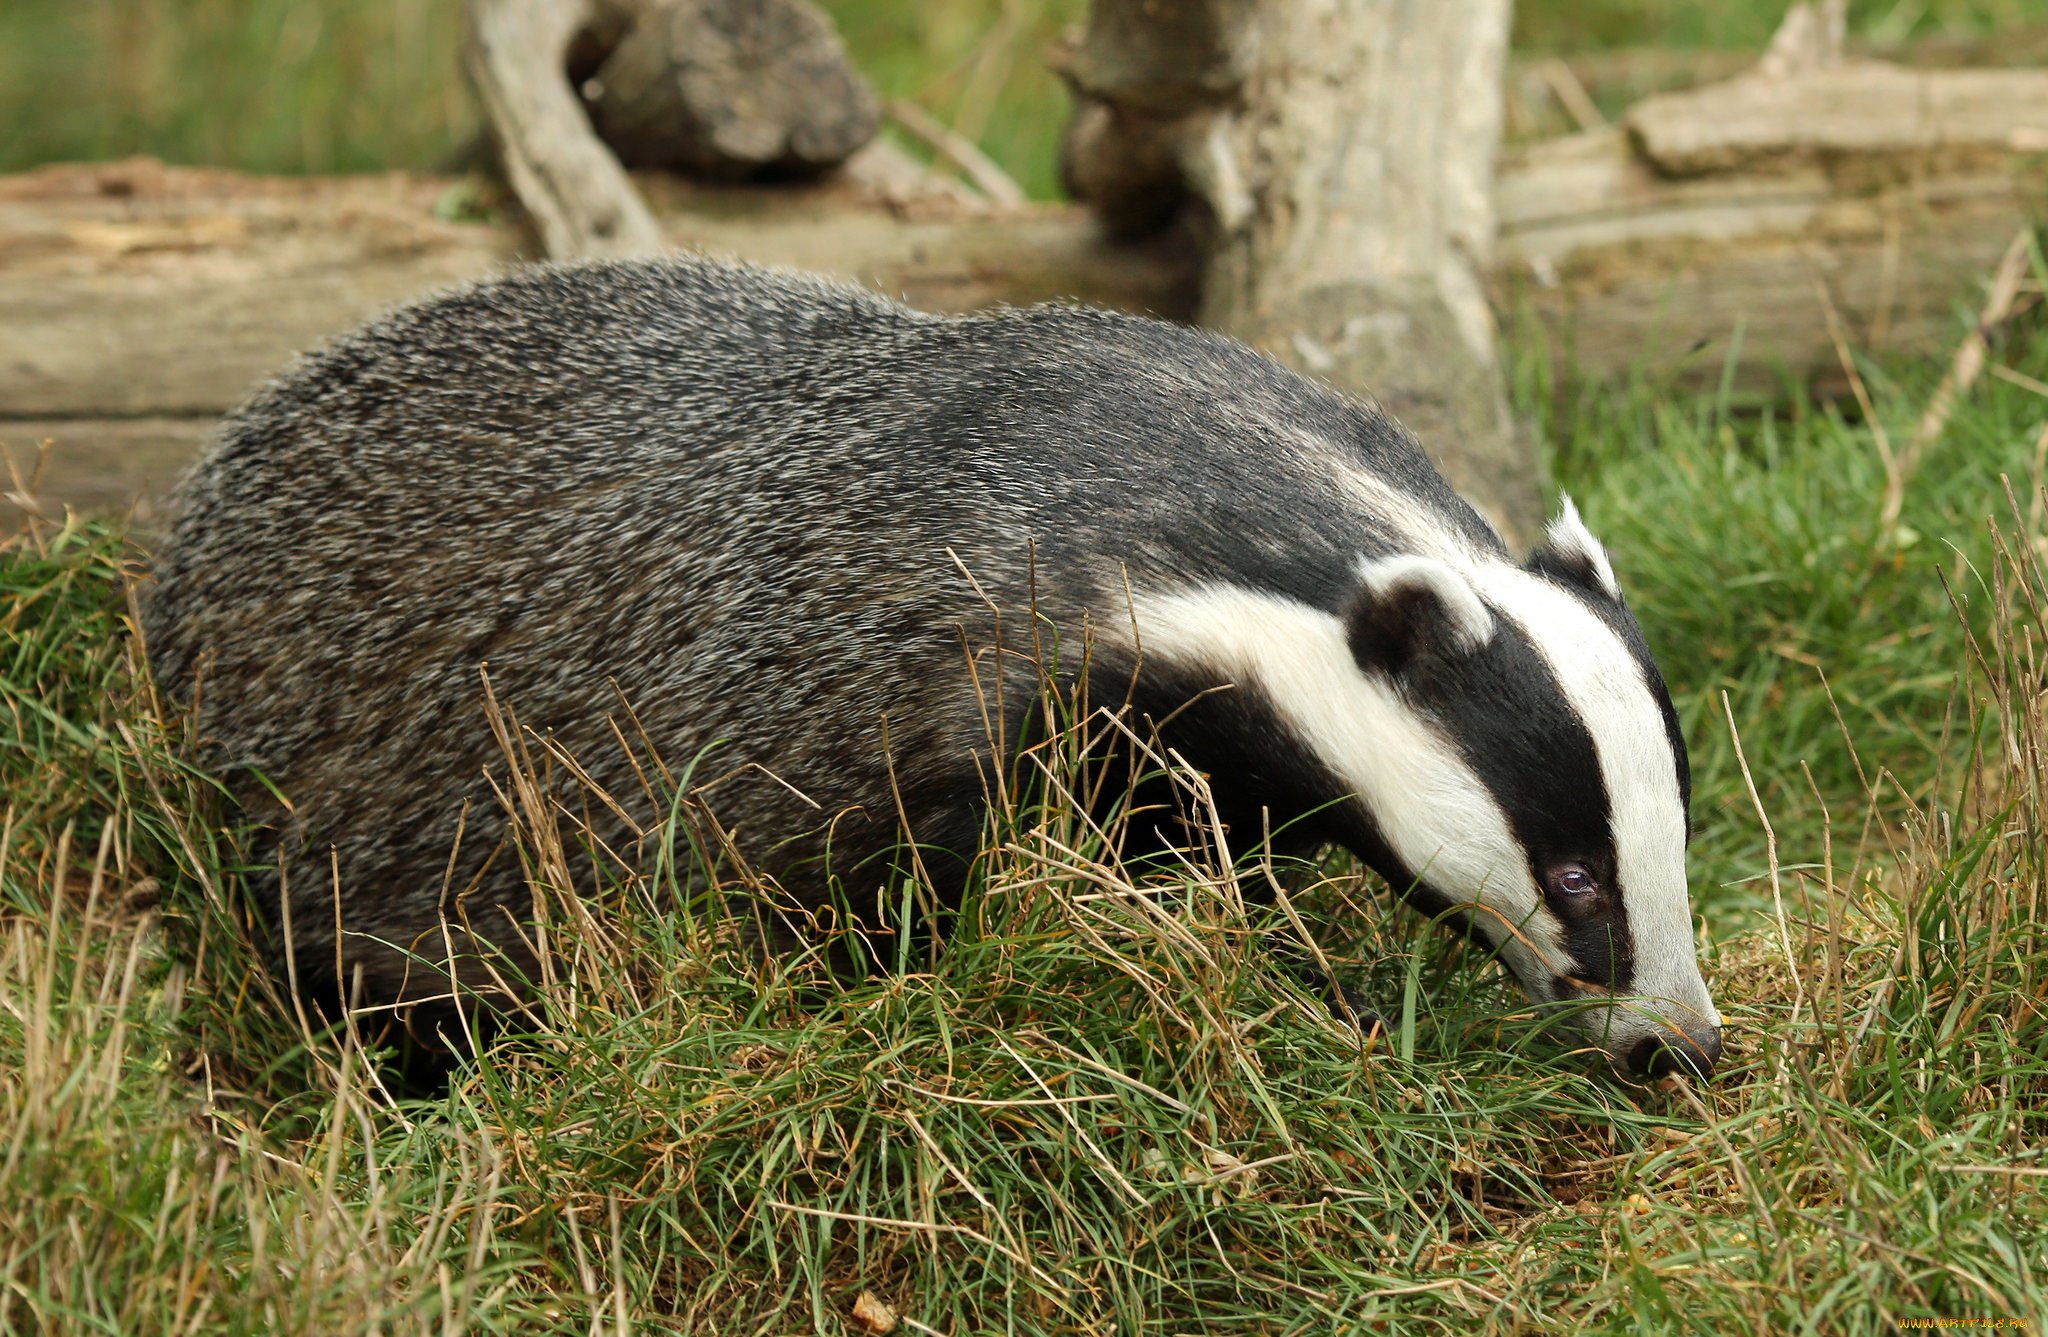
[142, 257, 1723, 1079]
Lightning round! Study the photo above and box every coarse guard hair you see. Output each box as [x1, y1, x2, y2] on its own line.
[142, 255, 1722, 1079]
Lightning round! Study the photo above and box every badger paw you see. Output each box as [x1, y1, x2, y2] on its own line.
[1265, 934, 1386, 1039]
[1322, 978, 1387, 1040]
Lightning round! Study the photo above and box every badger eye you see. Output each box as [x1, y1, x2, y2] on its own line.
[1543, 863, 1598, 901]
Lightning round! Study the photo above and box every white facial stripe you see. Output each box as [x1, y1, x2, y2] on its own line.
[1125, 583, 1564, 985]
[1548, 496, 1623, 602]
[1465, 565, 1719, 1030]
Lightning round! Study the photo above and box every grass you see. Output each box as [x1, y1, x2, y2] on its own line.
[4, 280, 2047, 1330]
[0, 1, 476, 178]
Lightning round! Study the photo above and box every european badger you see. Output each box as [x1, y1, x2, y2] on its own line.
[143, 257, 1723, 1079]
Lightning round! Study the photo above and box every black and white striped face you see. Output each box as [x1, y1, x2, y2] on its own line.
[1130, 501, 1722, 1079]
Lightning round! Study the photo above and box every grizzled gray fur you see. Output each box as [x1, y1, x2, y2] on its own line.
[145, 257, 1505, 1019]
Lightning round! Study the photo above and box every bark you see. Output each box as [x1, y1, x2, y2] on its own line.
[1064, 0, 1543, 541]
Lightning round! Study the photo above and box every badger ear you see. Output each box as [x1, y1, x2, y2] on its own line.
[1527, 495, 1622, 601]
[1346, 555, 1495, 674]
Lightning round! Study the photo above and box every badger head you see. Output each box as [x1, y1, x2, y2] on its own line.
[1338, 501, 1720, 1078]
[1130, 499, 1721, 1079]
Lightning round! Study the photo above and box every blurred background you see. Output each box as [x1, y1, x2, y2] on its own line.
[3, 0, 2036, 196]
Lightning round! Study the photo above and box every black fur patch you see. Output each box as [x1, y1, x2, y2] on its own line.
[1088, 655, 1353, 864]
[1524, 538, 1606, 600]
[1522, 558, 1693, 838]
[1089, 654, 1489, 946]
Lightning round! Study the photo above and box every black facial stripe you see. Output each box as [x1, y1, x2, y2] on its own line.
[1536, 573, 1692, 832]
[1388, 616, 1636, 993]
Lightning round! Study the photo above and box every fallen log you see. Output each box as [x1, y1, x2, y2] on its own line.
[4, 51, 2044, 523]
[1503, 22, 2048, 141]
[0, 157, 1195, 525]
[1498, 59, 2048, 398]
[0, 158, 1189, 421]
[2, 420, 213, 525]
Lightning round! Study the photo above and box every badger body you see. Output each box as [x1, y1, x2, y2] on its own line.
[144, 257, 1721, 1077]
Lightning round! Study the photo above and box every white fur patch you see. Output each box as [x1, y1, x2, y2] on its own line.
[1548, 496, 1622, 602]
[1356, 555, 1496, 654]
[1125, 583, 1564, 989]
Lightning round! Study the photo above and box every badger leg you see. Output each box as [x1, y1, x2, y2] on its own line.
[1261, 932, 1386, 1038]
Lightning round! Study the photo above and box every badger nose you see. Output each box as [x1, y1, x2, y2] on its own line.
[1625, 1026, 1723, 1081]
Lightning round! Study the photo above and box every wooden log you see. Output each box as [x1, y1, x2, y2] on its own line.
[0, 158, 1191, 422]
[1503, 23, 2048, 143]
[1625, 63, 2048, 176]
[0, 163, 515, 420]
[1498, 59, 2048, 397]
[2, 419, 212, 528]
[0, 158, 1194, 524]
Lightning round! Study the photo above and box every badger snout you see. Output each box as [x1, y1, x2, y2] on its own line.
[1619, 1023, 1724, 1081]
[1546, 980, 1725, 1081]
